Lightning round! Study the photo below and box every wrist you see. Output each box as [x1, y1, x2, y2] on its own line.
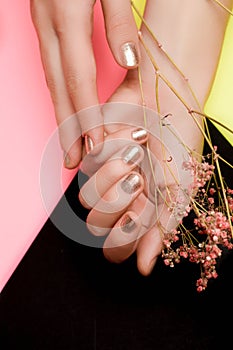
[139, 0, 233, 108]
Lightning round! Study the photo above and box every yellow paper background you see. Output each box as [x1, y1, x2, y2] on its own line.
[132, 0, 146, 28]
[204, 13, 233, 146]
[133, 0, 233, 146]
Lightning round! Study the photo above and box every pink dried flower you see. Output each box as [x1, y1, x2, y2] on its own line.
[163, 152, 233, 292]
[208, 197, 214, 205]
[209, 188, 216, 195]
[182, 155, 215, 191]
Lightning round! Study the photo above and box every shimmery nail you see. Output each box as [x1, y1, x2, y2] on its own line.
[122, 146, 140, 164]
[64, 152, 70, 167]
[121, 214, 136, 233]
[132, 128, 148, 142]
[121, 42, 139, 67]
[85, 135, 94, 153]
[121, 174, 141, 194]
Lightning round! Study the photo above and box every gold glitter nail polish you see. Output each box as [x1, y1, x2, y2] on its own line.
[121, 214, 136, 233]
[121, 42, 139, 67]
[64, 151, 70, 167]
[132, 128, 148, 142]
[121, 173, 141, 194]
[85, 135, 94, 154]
[122, 146, 140, 164]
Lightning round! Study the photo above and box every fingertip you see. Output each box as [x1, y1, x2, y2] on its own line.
[78, 191, 91, 210]
[102, 0, 141, 69]
[103, 212, 140, 263]
[120, 211, 140, 234]
[86, 222, 109, 237]
[63, 153, 79, 169]
[137, 255, 158, 276]
[84, 126, 104, 156]
[136, 224, 163, 276]
[119, 41, 141, 69]
[131, 127, 148, 144]
[63, 144, 82, 169]
[105, 212, 140, 247]
[63, 157, 80, 169]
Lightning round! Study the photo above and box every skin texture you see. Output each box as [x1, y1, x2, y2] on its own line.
[31, 0, 233, 274]
[79, 0, 233, 275]
[30, 0, 140, 169]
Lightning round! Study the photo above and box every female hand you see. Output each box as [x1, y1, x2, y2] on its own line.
[30, 0, 140, 168]
[78, 103, 199, 275]
[77, 0, 231, 274]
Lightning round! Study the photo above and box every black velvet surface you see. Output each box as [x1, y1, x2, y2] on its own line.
[0, 122, 232, 350]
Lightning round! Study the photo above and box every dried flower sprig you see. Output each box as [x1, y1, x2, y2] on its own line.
[162, 150, 233, 292]
[132, 0, 233, 291]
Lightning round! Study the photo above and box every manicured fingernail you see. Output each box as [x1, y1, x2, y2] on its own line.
[85, 135, 94, 154]
[121, 214, 136, 233]
[121, 42, 139, 67]
[122, 145, 140, 164]
[121, 173, 141, 194]
[64, 151, 70, 167]
[132, 128, 148, 142]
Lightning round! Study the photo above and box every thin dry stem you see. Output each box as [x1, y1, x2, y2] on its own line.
[135, 0, 233, 282]
[211, 0, 233, 15]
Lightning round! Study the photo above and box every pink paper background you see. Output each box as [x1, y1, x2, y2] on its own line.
[0, 0, 125, 292]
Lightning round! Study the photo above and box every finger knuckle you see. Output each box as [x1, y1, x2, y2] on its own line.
[45, 76, 60, 104]
[30, 1, 42, 29]
[66, 71, 96, 99]
[52, 3, 76, 35]
[107, 11, 132, 36]
[54, 0, 95, 36]
[66, 72, 81, 96]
